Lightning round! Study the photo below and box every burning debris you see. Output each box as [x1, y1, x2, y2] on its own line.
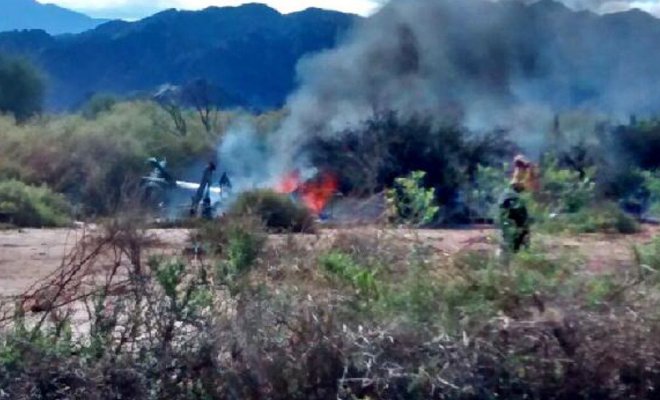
[141, 158, 339, 221]
[275, 170, 340, 216]
[243, 0, 660, 180]
[145, 0, 660, 227]
[140, 157, 232, 219]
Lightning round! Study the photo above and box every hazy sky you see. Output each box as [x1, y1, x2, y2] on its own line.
[38, 0, 660, 20]
[39, 0, 382, 19]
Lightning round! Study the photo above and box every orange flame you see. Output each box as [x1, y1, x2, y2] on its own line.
[300, 173, 339, 215]
[275, 170, 338, 215]
[275, 171, 301, 194]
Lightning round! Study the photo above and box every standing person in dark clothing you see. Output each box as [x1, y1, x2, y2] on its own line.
[499, 182, 531, 253]
[190, 161, 216, 217]
[499, 154, 536, 254]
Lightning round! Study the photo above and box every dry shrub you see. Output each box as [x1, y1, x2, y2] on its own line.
[229, 189, 317, 233]
[195, 213, 266, 272]
[1, 219, 660, 399]
[0, 102, 223, 218]
[0, 179, 71, 227]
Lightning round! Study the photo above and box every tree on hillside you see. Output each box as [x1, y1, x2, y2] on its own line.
[0, 54, 44, 121]
[182, 79, 218, 134]
[182, 78, 246, 133]
[154, 79, 244, 135]
[153, 84, 188, 136]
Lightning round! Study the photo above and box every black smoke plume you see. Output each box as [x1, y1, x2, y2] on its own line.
[269, 0, 660, 164]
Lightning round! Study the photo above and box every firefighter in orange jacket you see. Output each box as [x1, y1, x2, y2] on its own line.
[499, 154, 538, 253]
[511, 154, 539, 192]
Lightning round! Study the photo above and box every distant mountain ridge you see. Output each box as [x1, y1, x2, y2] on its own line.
[3, 1, 660, 114]
[0, 0, 108, 34]
[0, 3, 358, 110]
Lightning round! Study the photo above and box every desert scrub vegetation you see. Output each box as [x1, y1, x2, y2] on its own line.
[526, 159, 640, 234]
[2, 101, 660, 227]
[0, 220, 660, 399]
[0, 54, 45, 122]
[308, 112, 513, 200]
[386, 170, 440, 226]
[0, 179, 71, 227]
[0, 101, 243, 217]
[539, 201, 640, 234]
[228, 189, 317, 233]
[466, 159, 641, 234]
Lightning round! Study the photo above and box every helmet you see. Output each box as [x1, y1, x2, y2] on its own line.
[513, 154, 530, 168]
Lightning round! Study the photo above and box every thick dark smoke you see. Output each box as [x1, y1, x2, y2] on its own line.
[221, 0, 660, 181]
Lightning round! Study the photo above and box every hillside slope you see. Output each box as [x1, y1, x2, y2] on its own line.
[0, 3, 358, 110]
[0, 0, 107, 34]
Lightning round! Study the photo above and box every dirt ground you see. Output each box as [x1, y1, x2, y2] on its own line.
[1, 224, 658, 298]
[0, 227, 189, 297]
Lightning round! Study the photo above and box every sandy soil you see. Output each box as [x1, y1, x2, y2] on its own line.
[0, 227, 189, 297]
[0, 225, 658, 298]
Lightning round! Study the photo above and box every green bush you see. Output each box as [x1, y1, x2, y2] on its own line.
[538, 159, 596, 214]
[0, 180, 71, 227]
[463, 163, 510, 222]
[224, 223, 265, 275]
[584, 274, 619, 308]
[1, 220, 660, 399]
[0, 54, 44, 121]
[380, 260, 443, 325]
[632, 236, 660, 286]
[196, 214, 266, 294]
[386, 171, 440, 226]
[640, 169, 660, 216]
[0, 101, 232, 217]
[81, 93, 117, 119]
[540, 202, 639, 234]
[308, 112, 513, 206]
[502, 159, 640, 235]
[229, 189, 316, 233]
[320, 251, 380, 300]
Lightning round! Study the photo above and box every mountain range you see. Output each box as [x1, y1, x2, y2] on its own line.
[2, 1, 660, 114]
[0, 0, 107, 34]
[0, 3, 358, 110]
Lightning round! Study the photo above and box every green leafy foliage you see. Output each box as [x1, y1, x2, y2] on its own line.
[308, 112, 513, 205]
[197, 214, 266, 292]
[540, 201, 639, 234]
[0, 179, 71, 227]
[0, 222, 659, 399]
[229, 189, 316, 232]
[438, 250, 573, 331]
[320, 251, 380, 300]
[463, 163, 510, 222]
[154, 260, 187, 299]
[0, 54, 44, 122]
[80, 93, 117, 119]
[224, 223, 264, 275]
[639, 169, 660, 216]
[497, 160, 642, 235]
[633, 236, 660, 286]
[379, 259, 443, 325]
[538, 158, 596, 214]
[584, 274, 618, 308]
[0, 101, 232, 216]
[386, 171, 440, 226]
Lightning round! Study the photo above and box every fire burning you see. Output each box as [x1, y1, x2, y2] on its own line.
[275, 170, 302, 194]
[275, 170, 339, 215]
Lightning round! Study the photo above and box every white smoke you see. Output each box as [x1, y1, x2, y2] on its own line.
[219, 0, 660, 177]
